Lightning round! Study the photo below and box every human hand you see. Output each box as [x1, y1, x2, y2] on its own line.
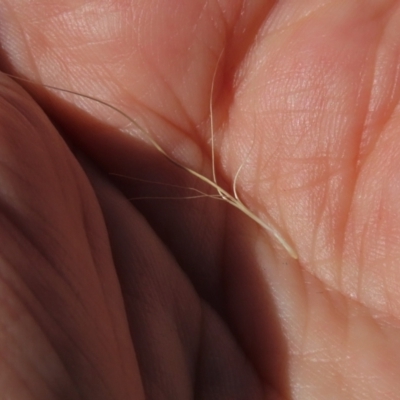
[0, 1, 400, 398]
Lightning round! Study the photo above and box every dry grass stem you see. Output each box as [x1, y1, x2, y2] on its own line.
[5, 72, 298, 259]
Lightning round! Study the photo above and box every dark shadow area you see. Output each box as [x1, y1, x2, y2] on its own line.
[0, 62, 292, 398]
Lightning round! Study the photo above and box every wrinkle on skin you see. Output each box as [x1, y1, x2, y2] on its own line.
[0, 76, 144, 399]
[1, 1, 400, 399]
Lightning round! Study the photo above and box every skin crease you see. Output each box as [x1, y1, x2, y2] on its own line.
[0, 0, 400, 398]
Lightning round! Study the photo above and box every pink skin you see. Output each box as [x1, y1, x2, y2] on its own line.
[0, 0, 400, 398]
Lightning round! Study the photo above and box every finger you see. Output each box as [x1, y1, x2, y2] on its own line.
[0, 74, 143, 398]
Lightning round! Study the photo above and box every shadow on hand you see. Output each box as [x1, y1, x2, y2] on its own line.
[0, 63, 292, 398]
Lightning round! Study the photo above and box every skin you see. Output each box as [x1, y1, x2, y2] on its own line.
[0, 0, 400, 398]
